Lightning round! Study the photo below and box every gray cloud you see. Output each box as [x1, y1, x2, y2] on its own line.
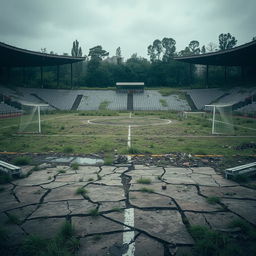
[0, 0, 255, 58]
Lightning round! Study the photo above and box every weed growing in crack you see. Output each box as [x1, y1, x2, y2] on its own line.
[139, 187, 154, 193]
[58, 221, 74, 240]
[48, 176, 52, 180]
[92, 234, 102, 241]
[88, 177, 94, 182]
[137, 177, 152, 184]
[189, 225, 229, 256]
[228, 219, 256, 239]
[22, 221, 79, 256]
[88, 208, 99, 217]
[6, 213, 21, 225]
[71, 163, 79, 170]
[58, 169, 66, 174]
[79, 178, 83, 182]
[75, 187, 88, 196]
[206, 196, 221, 204]
[97, 173, 102, 180]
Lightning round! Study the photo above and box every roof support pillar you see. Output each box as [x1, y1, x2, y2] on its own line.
[189, 63, 193, 87]
[241, 66, 245, 82]
[70, 63, 73, 89]
[57, 65, 60, 88]
[40, 66, 44, 88]
[205, 64, 209, 88]
[224, 66, 227, 83]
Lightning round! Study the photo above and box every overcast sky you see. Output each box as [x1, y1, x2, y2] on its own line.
[0, 0, 255, 59]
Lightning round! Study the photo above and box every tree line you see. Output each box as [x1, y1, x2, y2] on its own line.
[2, 33, 255, 89]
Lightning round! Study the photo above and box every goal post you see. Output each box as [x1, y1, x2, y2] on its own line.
[205, 104, 234, 135]
[19, 102, 49, 134]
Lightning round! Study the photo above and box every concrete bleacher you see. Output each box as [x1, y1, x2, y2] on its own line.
[236, 102, 256, 114]
[217, 87, 256, 105]
[185, 88, 225, 110]
[0, 102, 21, 117]
[134, 91, 191, 111]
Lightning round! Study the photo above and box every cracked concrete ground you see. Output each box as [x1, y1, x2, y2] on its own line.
[1, 164, 256, 256]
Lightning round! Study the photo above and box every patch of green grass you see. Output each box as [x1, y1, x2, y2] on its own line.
[71, 162, 79, 170]
[22, 235, 48, 256]
[159, 99, 168, 107]
[0, 173, 12, 184]
[87, 177, 94, 182]
[13, 156, 31, 165]
[88, 208, 99, 217]
[75, 187, 88, 196]
[63, 146, 74, 154]
[137, 177, 152, 184]
[6, 213, 21, 225]
[22, 221, 79, 256]
[189, 225, 229, 256]
[104, 153, 114, 165]
[58, 221, 74, 240]
[206, 196, 221, 205]
[99, 101, 111, 110]
[139, 187, 154, 193]
[228, 219, 256, 239]
[128, 147, 140, 154]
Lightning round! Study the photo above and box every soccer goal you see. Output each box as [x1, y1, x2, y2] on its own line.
[19, 103, 49, 134]
[205, 104, 234, 135]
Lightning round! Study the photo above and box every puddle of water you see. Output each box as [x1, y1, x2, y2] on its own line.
[71, 157, 104, 165]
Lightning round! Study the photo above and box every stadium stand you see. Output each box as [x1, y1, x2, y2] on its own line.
[236, 102, 256, 114]
[134, 91, 191, 111]
[0, 102, 22, 118]
[185, 88, 225, 110]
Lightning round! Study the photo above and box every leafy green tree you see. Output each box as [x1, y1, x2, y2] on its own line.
[219, 33, 237, 50]
[201, 45, 206, 54]
[162, 37, 176, 62]
[88, 45, 109, 61]
[71, 40, 82, 57]
[189, 40, 200, 55]
[179, 47, 191, 56]
[153, 39, 162, 60]
[147, 45, 156, 62]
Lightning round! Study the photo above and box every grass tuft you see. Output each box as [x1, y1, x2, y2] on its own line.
[206, 196, 221, 204]
[137, 177, 152, 184]
[75, 187, 88, 196]
[13, 156, 31, 165]
[71, 162, 79, 170]
[139, 187, 154, 193]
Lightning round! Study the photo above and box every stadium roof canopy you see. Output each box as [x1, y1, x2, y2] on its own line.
[174, 40, 256, 66]
[0, 42, 85, 67]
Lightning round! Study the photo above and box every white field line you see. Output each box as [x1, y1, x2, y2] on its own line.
[128, 125, 131, 148]
[123, 208, 135, 256]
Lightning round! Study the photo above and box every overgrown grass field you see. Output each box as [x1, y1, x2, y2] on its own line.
[0, 110, 255, 156]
